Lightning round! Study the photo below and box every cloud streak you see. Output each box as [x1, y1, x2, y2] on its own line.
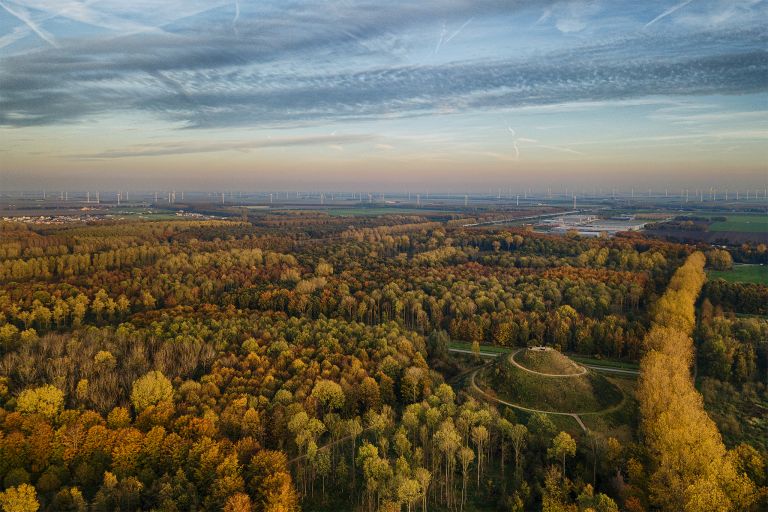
[645, 0, 694, 28]
[71, 134, 379, 158]
[0, 0, 58, 47]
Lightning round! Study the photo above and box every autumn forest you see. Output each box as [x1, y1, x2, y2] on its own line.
[0, 213, 765, 512]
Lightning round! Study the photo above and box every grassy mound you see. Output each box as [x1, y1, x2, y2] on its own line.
[514, 348, 585, 375]
[484, 352, 623, 413]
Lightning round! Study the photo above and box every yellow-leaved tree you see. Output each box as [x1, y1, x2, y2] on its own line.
[638, 252, 757, 511]
[0, 484, 39, 512]
[16, 385, 64, 419]
[130, 370, 173, 413]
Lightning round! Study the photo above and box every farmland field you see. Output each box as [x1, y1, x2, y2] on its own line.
[709, 264, 768, 285]
[708, 215, 768, 233]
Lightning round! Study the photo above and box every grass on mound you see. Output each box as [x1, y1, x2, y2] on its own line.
[515, 348, 585, 375]
[485, 355, 623, 414]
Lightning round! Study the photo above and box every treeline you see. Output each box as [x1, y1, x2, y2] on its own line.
[0, 220, 244, 260]
[637, 252, 759, 510]
[1, 221, 675, 362]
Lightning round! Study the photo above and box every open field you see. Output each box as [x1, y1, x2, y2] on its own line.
[709, 264, 768, 285]
[709, 215, 768, 233]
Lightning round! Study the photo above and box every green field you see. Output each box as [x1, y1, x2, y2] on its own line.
[709, 215, 768, 233]
[709, 264, 768, 285]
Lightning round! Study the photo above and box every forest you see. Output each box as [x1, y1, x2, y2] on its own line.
[0, 215, 764, 512]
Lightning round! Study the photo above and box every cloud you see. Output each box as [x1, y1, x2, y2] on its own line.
[544, 0, 604, 34]
[645, 0, 694, 28]
[0, 2, 765, 131]
[70, 133, 379, 159]
[0, 0, 58, 47]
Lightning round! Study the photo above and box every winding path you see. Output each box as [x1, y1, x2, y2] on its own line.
[468, 367, 589, 432]
[450, 347, 634, 433]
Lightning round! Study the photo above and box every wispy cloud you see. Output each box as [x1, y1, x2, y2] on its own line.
[70, 134, 379, 159]
[0, 0, 766, 138]
[645, 0, 694, 28]
[0, 0, 58, 47]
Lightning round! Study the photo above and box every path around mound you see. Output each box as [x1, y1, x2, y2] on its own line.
[460, 349, 629, 433]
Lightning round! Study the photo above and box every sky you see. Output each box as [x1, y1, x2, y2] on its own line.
[0, 0, 766, 192]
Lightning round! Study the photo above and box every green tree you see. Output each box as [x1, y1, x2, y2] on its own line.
[509, 424, 528, 473]
[310, 379, 345, 415]
[398, 478, 421, 512]
[548, 432, 576, 476]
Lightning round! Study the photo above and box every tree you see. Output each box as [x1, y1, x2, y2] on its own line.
[346, 417, 364, 484]
[542, 466, 570, 512]
[0, 484, 39, 512]
[434, 419, 461, 509]
[223, 493, 252, 512]
[707, 249, 733, 271]
[248, 450, 299, 512]
[398, 478, 421, 512]
[458, 447, 474, 512]
[314, 448, 331, 498]
[509, 424, 528, 472]
[16, 385, 64, 419]
[310, 379, 345, 415]
[548, 432, 576, 476]
[414, 467, 431, 512]
[315, 260, 333, 277]
[470, 425, 488, 487]
[130, 370, 173, 413]
[577, 484, 618, 512]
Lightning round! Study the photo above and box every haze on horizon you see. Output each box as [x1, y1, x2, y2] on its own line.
[0, 0, 766, 192]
